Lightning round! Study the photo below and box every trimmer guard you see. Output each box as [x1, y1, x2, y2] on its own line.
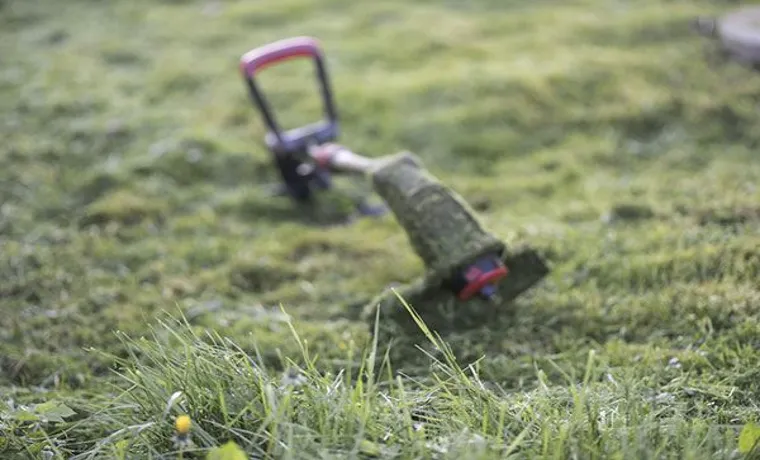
[361, 245, 551, 339]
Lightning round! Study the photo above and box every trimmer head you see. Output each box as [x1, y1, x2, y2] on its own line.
[361, 245, 551, 339]
[361, 151, 551, 331]
[449, 253, 509, 302]
[442, 246, 549, 308]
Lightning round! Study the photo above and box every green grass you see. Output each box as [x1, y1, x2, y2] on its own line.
[2, 0, 760, 458]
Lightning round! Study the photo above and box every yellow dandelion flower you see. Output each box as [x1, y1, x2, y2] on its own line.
[175, 414, 192, 435]
[172, 415, 194, 450]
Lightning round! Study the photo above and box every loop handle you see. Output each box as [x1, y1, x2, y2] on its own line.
[240, 36, 339, 155]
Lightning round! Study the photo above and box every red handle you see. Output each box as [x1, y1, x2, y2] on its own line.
[239, 36, 322, 77]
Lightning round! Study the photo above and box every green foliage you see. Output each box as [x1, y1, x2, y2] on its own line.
[2, 0, 760, 458]
[207, 442, 249, 460]
[739, 423, 760, 455]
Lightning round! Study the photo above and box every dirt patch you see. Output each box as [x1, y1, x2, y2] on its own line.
[228, 258, 300, 293]
[602, 202, 656, 224]
[695, 205, 760, 227]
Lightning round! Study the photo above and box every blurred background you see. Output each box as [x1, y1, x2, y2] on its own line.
[2, 0, 760, 456]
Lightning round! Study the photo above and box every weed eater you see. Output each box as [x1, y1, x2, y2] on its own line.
[239, 36, 550, 338]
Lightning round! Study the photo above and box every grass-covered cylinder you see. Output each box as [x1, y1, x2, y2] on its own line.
[368, 152, 506, 285]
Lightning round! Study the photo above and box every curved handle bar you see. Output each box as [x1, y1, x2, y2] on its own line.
[239, 36, 322, 77]
[239, 36, 339, 155]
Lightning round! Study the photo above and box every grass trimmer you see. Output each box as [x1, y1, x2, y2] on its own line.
[239, 36, 550, 336]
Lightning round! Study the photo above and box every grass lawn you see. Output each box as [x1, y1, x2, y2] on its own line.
[2, 0, 760, 458]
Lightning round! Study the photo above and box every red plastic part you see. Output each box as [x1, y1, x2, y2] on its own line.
[456, 265, 509, 301]
[240, 36, 322, 78]
[309, 143, 341, 169]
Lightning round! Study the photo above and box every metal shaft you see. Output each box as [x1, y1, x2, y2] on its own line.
[307, 143, 378, 175]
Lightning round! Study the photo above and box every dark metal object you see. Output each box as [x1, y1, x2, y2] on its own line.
[693, 7, 760, 66]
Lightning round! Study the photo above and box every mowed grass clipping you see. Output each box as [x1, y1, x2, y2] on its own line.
[2, 0, 760, 458]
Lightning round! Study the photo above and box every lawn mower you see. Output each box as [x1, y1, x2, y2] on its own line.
[238, 36, 550, 336]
